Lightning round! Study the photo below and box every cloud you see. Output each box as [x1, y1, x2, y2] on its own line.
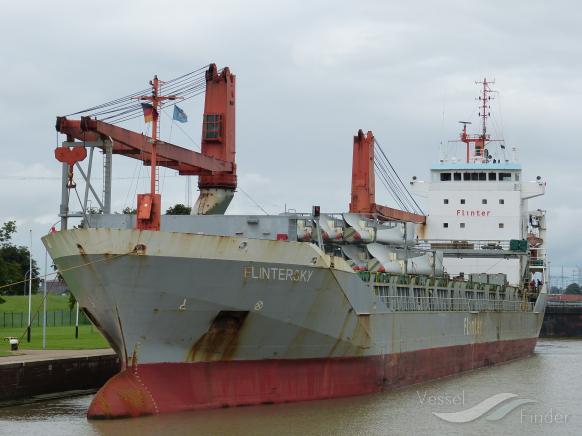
[0, 0, 580, 275]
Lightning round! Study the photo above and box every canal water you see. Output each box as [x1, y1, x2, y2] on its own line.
[0, 339, 580, 435]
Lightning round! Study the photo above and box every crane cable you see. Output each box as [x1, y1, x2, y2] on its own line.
[62, 65, 216, 124]
[63, 65, 209, 117]
[374, 138, 425, 215]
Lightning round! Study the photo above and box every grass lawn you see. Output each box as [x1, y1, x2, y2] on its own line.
[0, 294, 71, 312]
[0, 325, 109, 352]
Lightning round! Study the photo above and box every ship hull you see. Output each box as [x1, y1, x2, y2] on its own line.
[89, 337, 537, 418]
[42, 228, 545, 419]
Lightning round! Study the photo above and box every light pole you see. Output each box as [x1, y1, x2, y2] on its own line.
[75, 301, 79, 339]
[27, 229, 32, 343]
[23, 269, 30, 296]
[42, 222, 61, 349]
[42, 247, 48, 349]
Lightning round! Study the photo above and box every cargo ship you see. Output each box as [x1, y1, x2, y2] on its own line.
[43, 66, 548, 418]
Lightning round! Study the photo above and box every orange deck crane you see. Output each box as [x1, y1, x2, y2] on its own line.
[55, 64, 237, 231]
[350, 129, 426, 224]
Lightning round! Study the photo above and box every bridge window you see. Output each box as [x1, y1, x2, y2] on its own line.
[460, 223, 465, 228]
[488, 172, 497, 181]
[440, 172, 452, 181]
[479, 173, 486, 181]
[471, 173, 479, 181]
[454, 172, 462, 181]
[499, 199, 505, 204]
[499, 172, 512, 181]
[443, 199, 449, 204]
[460, 199, 466, 205]
[499, 223, 505, 228]
[203, 114, 223, 141]
[443, 223, 449, 228]
[463, 172, 471, 180]
[482, 199, 487, 204]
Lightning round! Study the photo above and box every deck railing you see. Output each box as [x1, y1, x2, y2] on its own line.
[377, 295, 535, 312]
[416, 239, 512, 251]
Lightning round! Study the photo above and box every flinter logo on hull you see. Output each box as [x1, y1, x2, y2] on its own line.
[243, 265, 314, 283]
[463, 316, 483, 336]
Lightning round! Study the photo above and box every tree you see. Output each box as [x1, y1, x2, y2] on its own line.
[565, 283, 582, 295]
[122, 207, 137, 214]
[166, 204, 191, 215]
[0, 221, 39, 295]
[0, 221, 16, 243]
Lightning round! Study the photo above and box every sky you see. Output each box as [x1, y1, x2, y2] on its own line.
[0, 0, 580, 284]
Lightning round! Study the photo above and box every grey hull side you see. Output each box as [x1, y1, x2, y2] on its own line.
[43, 229, 545, 366]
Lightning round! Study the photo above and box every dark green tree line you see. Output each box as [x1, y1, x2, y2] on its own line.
[0, 221, 39, 296]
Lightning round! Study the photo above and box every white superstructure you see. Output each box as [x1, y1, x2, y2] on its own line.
[411, 163, 545, 285]
[409, 79, 546, 286]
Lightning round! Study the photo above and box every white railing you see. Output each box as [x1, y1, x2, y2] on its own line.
[377, 296, 534, 312]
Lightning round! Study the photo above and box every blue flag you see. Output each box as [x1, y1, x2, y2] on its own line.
[173, 105, 188, 123]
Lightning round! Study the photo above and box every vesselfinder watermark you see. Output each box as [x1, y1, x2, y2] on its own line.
[416, 390, 571, 426]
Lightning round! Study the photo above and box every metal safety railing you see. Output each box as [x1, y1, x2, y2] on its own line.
[416, 239, 512, 251]
[0, 310, 91, 329]
[377, 295, 535, 312]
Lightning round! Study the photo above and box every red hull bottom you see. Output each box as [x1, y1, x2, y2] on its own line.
[88, 337, 538, 419]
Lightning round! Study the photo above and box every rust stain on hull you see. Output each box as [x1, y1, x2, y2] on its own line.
[187, 311, 249, 362]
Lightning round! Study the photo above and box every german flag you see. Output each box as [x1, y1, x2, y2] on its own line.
[141, 103, 157, 123]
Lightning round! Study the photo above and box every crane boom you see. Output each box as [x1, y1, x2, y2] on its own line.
[55, 117, 233, 175]
[350, 129, 426, 224]
[55, 63, 238, 230]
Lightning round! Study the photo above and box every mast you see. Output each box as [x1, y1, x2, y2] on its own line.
[477, 77, 494, 142]
[458, 78, 498, 163]
[137, 76, 177, 196]
[132, 76, 177, 230]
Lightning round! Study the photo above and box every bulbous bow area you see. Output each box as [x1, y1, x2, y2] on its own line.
[88, 368, 157, 419]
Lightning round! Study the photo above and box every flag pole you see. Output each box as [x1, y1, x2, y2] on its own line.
[27, 229, 32, 343]
[43, 247, 48, 349]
